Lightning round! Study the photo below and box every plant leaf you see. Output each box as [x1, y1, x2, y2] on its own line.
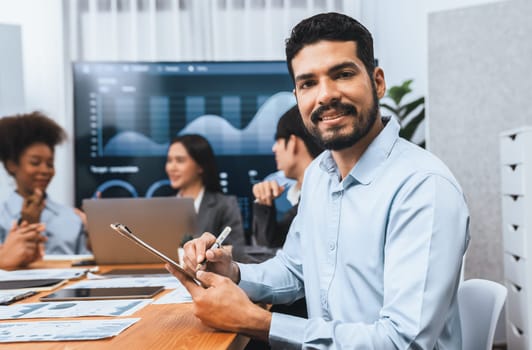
[400, 96, 425, 117]
[380, 79, 425, 147]
[380, 102, 400, 117]
[399, 108, 425, 142]
[385, 79, 413, 105]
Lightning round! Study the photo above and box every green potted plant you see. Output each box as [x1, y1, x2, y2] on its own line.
[380, 79, 425, 147]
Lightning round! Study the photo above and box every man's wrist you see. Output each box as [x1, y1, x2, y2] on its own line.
[239, 304, 272, 341]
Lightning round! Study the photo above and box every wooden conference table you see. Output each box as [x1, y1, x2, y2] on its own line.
[0, 261, 250, 350]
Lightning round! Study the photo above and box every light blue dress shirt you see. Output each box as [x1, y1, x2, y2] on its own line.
[239, 117, 470, 349]
[0, 191, 90, 255]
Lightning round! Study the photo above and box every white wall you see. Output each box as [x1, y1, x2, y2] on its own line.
[0, 0, 73, 207]
[368, 1, 428, 101]
[427, 0, 505, 12]
[0, 24, 24, 115]
[0, 23, 25, 201]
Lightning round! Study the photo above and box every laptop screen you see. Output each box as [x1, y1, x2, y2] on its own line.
[83, 197, 196, 264]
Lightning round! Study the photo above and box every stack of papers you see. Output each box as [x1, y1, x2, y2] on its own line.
[0, 299, 151, 319]
[0, 268, 92, 293]
[0, 267, 192, 344]
[0, 268, 90, 281]
[43, 254, 94, 261]
[0, 318, 140, 343]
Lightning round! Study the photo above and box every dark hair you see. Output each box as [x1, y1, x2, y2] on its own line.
[0, 111, 66, 175]
[275, 105, 324, 158]
[169, 134, 222, 193]
[285, 12, 375, 81]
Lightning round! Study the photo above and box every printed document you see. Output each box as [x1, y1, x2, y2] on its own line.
[0, 318, 139, 342]
[0, 299, 151, 319]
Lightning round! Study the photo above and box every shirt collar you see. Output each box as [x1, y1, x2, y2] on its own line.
[286, 184, 301, 206]
[5, 191, 23, 218]
[177, 186, 204, 213]
[319, 116, 399, 186]
[194, 187, 205, 213]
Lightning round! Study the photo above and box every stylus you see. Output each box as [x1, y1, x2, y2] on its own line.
[196, 226, 232, 270]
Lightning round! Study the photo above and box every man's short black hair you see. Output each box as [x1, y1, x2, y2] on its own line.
[285, 12, 375, 81]
[275, 105, 323, 158]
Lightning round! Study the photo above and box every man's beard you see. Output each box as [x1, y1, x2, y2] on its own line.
[308, 84, 379, 151]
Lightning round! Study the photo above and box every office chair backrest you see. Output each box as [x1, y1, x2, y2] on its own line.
[458, 278, 507, 350]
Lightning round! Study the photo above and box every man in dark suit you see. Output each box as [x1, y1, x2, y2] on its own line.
[251, 105, 323, 255]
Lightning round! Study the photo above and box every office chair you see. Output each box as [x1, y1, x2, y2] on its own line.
[458, 279, 507, 350]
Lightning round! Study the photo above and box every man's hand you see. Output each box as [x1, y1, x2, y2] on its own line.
[252, 180, 285, 206]
[20, 188, 46, 224]
[0, 221, 47, 269]
[166, 264, 271, 341]
[181, 232, 239, 283]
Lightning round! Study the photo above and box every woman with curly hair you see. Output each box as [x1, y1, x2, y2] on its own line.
[0, 111, 90, 263]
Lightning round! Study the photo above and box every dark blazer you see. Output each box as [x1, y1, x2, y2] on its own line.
[244, 202, 299, 263]
[252, 202, 298, 249]
[196, 190, 246, 261]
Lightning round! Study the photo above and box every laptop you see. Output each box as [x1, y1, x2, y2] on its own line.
[83, 197, 197, 264]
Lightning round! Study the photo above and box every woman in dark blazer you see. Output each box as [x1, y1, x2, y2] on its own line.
[165, 134, 246, 261]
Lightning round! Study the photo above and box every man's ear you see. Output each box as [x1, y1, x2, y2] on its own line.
[288, 135, 300, 153]
[373, 67, 386, 99]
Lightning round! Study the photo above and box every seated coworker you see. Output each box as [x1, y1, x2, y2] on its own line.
[168, 13, 470, 349]
[165, 134, 246, 260]
[249, 106, 324, 325]
[252, 105, 323, 253]
[0, 112, 90, 255]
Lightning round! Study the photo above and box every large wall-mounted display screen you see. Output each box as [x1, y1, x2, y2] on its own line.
[73, 61, 296, 232]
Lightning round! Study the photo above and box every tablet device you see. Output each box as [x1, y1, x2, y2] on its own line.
[109, 223, 201, 286]
[0, 279, 67, 291]
[39, 286, 164, 301]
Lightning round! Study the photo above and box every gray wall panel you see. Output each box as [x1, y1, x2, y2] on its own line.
[428, 0, 532, 281]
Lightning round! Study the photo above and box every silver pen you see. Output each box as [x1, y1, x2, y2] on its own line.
[196, 226, 232, 270]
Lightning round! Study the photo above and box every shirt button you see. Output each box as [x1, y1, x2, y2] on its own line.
[329, 242, 335, 251]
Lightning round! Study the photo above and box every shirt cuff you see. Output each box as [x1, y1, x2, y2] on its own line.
[237, 262, 258, 295]
[268, 312, 305, 349]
